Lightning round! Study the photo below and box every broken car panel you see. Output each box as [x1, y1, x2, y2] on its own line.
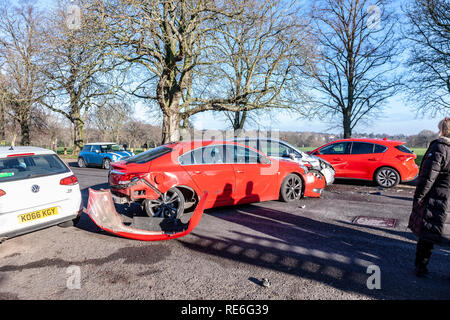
[86, 188, 207, 241]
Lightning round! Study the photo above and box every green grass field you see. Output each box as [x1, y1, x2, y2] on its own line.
[411, 148, 427, 166]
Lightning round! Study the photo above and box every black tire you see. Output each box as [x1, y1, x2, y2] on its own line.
[78, 157, 86, 168]
[58, 216, 80, 228]
[280, 174, 303, 202]
[102, 158, 111, 170]
[144, 187, 185, 220]
[375, 166, 400, 188]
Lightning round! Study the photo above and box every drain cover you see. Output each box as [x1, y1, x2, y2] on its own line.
[352, 216, 397, 228]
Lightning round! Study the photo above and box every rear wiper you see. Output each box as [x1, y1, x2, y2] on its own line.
[26, 173, 50, 179]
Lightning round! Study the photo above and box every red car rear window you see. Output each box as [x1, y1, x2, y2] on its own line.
[125, 146, 172, 164]
[395, 145, 414, 154]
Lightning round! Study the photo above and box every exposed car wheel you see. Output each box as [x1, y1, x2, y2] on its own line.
[144, 187, 185, 220]
[375, 167, 400, 188]
[102, 158, 111, 170]
[280, 174, 303, 202]
[78, 157, 86, 168]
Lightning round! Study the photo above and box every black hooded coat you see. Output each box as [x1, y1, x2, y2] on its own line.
[408, 137, 450, 244]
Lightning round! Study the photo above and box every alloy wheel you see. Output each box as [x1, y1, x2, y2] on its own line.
[145, 188, 184, 219]
[283, 175, 302, 201]
[78, 158, 85, 168]
[103, 159, 111, 170]
[376, 168, 399, 188]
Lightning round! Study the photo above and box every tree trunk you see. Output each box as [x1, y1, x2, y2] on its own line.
[19, 119, 30, 146]
[0, 101, 5, 141]
[233, 110, 247, 132]
[343, 109, 352, 139]
[161, 112, 180, 144]
[73, 118, 84, 153]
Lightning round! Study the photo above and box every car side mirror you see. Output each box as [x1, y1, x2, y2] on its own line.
[288, 153, 297, 160]
[95, 150, 100, 154]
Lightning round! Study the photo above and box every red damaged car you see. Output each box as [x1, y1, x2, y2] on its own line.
[108, 141, 325, 219]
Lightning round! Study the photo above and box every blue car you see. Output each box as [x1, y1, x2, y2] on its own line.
[78, 143, 134, 170]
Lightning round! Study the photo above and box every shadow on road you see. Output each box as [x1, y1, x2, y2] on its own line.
[334, 177, 418, 188]
[178, 204, 450, 299]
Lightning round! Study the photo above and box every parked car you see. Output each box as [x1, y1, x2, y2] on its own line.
[308, 138, 419, 188]
[0, 147, 82, 240]
[78, 142, 134, 170]
[233, 138, 335, 185]
[108, 141, 325, 219]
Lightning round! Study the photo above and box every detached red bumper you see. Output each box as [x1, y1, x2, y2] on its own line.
[86, 188, 207, 241]
[303, 172, 326, 198]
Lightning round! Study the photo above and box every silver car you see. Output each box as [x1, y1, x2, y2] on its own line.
[234, 138, 335, 185]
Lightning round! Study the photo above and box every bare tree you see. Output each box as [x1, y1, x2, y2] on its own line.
[404, 0, 449, 114]
[96, 0, 241, 143]
[201, 0, 314, 132]
[0, 73, 8, 142]
[0, 1, 46, 145]
[40, 0, 119, 152]
[92, 101, 131, 141]
[304, 0, 402, 138]
[122, 120, 161, 148]
[99, 0, 309, 143]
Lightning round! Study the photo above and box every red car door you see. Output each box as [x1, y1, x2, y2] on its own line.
[228, 145, 278, 204]
[315, 142, 352, 177]
[346, 142, 386, 179]
[180, 144, 236, 208]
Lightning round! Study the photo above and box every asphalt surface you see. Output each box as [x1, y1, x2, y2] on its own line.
[0, 161, 449, 300]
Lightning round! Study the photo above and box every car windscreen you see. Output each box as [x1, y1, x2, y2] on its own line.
[0, 154, 70, 182]
[101, 144, 124, 153]
[126, 146, 172, 164]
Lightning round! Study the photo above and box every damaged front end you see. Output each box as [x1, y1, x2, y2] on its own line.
[86, 188, 207, 241]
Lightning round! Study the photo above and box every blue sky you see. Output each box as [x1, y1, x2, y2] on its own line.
[37, 0, 444, 136]
[189, 105, 441, 136]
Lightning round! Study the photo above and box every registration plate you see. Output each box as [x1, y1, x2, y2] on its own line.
[18, 207, 58, 224]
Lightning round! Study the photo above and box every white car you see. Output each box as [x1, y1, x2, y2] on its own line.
[0, 146, 82, 240]
[233, 138, 336, 185]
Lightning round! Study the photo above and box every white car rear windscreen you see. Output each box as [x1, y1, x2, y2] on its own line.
[0, 154, 70, 182]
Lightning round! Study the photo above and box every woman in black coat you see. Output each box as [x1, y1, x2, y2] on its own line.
[408, 118, 450, 277]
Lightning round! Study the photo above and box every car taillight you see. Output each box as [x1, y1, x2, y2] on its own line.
[0, 189, 5, 197]
[60, 175, 78, 185]
[396, 154, 415, 162]
[117, 173, 147, 185]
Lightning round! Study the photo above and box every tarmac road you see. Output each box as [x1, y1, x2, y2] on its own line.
[0, 162, 449, 300]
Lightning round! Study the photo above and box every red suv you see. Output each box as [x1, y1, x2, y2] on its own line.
[309, 138, 419, 188]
